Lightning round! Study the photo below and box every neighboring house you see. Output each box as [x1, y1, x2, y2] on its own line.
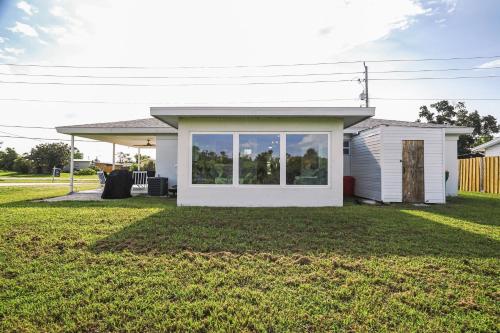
[471, 137, 500, 157]
[56, 107, 472, 206]
[63, 159, 92, 172]
[95, 162, 126, 173]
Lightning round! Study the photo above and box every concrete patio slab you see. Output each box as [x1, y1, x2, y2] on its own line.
[41, 187, 149, 202]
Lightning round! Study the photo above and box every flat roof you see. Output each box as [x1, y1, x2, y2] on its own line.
[150, 106, 376, 128]
[344, 118, 474, 135]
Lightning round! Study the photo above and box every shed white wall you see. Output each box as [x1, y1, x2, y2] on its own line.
[485, 144, 500, 156]
[176, 117, 344, 207]
[155, 135, 178, 186]
[445, 135, 459, 196]
[350, 128, 382, 201]
[381, 126, 445, 203]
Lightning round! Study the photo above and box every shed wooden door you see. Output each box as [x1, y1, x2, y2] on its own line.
[402, 140, 425, 203]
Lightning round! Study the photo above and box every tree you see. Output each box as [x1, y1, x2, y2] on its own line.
[0, 147, 19, 171]
[74, 150, 84, 159]
[13, 156, 34, 174]
[134, 153, 150, 163]
[117, 152, 132, 163]
[28, 142, 82, 173]
[417, 101, 499, 155]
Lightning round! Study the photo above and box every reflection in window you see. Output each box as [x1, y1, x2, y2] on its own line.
[286, 134, 328, 185]
[192, 134, 233, 184]
[239, 134, 280, 184]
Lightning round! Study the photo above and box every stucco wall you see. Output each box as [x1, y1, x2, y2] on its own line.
[155, 135, 178, 186]
[176, 117, 344, 207]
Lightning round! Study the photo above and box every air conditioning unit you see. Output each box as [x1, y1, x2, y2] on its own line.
[147, 177, 168, 196]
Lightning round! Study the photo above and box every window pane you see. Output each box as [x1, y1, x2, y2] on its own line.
[239, 134, 280, 184]
[192, 134, 233, 184]
[286, 134, 328, 185]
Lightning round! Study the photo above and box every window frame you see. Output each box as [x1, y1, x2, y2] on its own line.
[237, 132, 282, 186]
[189, 131, 330, 188]
[343, 139, 350, 156]
[189, 132, 235, 187]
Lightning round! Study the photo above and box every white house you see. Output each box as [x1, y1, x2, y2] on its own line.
[471, 137, 500, 156]
[56, 106, 472, 207]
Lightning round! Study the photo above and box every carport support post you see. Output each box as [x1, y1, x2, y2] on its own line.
[112, 143, 116, 170]
[69, 135, 74, 194]
[137, 147, 141, 171]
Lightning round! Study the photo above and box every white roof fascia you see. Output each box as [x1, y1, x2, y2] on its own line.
[444, 127, 474, 135]
[150, 106, 375, 128]
[56, 127, 177, 135]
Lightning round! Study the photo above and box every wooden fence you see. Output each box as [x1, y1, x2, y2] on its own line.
[459, 156, 500, 194]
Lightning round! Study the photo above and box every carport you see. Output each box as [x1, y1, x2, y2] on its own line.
[56, 118, 177, 193]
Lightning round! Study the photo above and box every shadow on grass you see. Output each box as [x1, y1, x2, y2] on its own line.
[91, 204, 500, 258]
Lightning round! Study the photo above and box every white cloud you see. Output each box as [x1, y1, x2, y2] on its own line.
[7, 21, 39, 37]
[2, 0, 484, 159]
[4, 47, 25, 56]
[0, 36, 7, 43]
[478, 59, 500, 68]
[17, 1, 37, 16]
[38, 25, 67, 37]
[50, 6, 66, 17]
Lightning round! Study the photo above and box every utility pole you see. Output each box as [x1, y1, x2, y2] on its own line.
[363, 61, 369, 108]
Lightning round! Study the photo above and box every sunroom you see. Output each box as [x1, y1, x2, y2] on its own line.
[151, 106, 374, 207]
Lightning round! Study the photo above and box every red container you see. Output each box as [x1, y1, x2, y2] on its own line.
[343, 176, 355, 197]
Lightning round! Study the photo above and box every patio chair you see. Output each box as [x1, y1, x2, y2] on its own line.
[97, 171, 106, 188]
[132, 171, 148, 189]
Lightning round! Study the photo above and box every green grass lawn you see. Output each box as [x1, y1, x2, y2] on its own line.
[0, 187, 498, 332]
[0, 170, 98, 184]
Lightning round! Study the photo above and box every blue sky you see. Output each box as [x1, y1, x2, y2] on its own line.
[0, 0, 499, 160]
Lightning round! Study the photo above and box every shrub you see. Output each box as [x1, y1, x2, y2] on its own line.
[74, 168, 97, 176]
[12, 157, 34, 174]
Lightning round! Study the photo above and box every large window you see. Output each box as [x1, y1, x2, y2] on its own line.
[239, 134, 280, 184]
[286, 134, 328, 185]
[192, 134, 233, 184]
[191, 132, 329, 186]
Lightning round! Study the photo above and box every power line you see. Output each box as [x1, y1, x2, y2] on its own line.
[0, 70, 364, 79]
[372, 97, 500, 101]
[0, 97, 361, 104]
[1, 65, 498, 81]
[0, 55, 499, 69]
[0, 124, 55, 129]
[1, 96, 500, 105]
[0, 134, 96, 142]
[370, 75, 500, 81]
[371, 66, 500, 74]
[0, 78, 358, 87]
[1, 74, 500, 88]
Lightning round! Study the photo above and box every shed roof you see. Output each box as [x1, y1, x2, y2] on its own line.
[471, 137, 500, 152]
[346, 118, 473, 135]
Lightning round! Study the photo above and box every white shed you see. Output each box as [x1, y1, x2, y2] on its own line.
[345, 119, 473, 203]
